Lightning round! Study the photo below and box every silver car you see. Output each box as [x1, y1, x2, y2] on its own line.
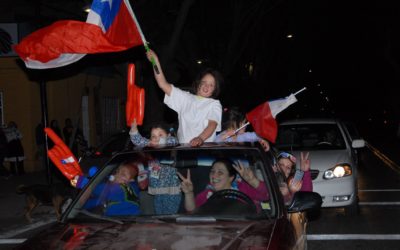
[275, 118, 365, 215]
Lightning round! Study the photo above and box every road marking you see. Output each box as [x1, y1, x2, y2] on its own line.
[0, 238, 26, 244]
[0, 218, 56, 239]
[366, 142, 400, 174]
[308, 234, 400, 240]
[359, 189, 400, 192]
[359, 201, 400, 206]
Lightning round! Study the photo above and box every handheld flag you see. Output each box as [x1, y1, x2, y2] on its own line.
[45, 127, 83, 180]
[14, 0, 144, 69]
[245, 89, 304, 143]
[126, 63, 145, 126]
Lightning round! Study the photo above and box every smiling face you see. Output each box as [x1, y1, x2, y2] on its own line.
[196, 73, 216, 98]
[209, 162, 235, 191]
[150, 127, 168, 145]
[278, 158, 295, 178]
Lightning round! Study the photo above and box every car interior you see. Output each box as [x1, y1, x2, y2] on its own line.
[70, 148, 276, 220]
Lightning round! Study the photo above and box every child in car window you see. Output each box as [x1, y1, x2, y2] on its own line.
[178, 158, 269, 213]
[129, 119, 178, 147]
[129, 123, 182, 214]
[147, 49, 223, 146]
[215, 107, 270, 151]
[275, 151, 312, 204]
[80, 161, 142, 216]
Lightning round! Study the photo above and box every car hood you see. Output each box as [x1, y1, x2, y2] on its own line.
[20, 219, 282, 249]
[293, 150, 352, 171]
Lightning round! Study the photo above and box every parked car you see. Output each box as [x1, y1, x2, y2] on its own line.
[18, 143, 322, 250]
[275, 118, 365, 215]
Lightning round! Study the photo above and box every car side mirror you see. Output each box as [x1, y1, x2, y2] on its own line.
[287, 191, 322, 213]
[352, 139, 365, 148]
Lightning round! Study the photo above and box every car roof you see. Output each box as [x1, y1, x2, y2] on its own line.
[128, 141, 265, 151]
[280, 118, 342, 125]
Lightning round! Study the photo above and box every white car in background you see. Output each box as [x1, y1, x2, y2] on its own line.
[275, 118, 365, 215]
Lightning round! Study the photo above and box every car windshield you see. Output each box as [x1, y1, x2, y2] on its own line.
[68, 146, 275, 221]
[276, 124, 346, 150]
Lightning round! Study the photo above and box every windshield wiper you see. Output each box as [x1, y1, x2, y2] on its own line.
[74, 209, 124, 224]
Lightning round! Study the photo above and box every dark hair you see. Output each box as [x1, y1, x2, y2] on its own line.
[50, 120, 58, 127]
[8, 121, 17, 128]
[192, 68, 223, 98]
[149, 122, 171, 134]
[222, 107, 246, 131]
[277, 152, 296, 177]
[65, 118, 72, 125]
[117, 161, 138, 177]
[211, 158, 237, 177]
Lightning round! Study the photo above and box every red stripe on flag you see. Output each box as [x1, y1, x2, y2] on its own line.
[246, 101, 278, 143]
[105, 2, 142, 47]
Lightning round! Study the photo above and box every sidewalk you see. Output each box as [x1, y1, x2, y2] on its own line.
[0, 170, 56, 238]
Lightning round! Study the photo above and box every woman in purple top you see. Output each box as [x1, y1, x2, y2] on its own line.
[178, 158, 269, 213]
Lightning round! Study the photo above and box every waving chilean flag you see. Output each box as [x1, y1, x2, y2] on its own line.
[14, 0, 143, 69]
[246, 94, 297, 143]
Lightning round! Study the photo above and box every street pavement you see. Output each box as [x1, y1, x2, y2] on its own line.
[0, 170, 57, 239]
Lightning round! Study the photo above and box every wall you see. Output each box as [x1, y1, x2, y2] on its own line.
[0, 57, 125, 172]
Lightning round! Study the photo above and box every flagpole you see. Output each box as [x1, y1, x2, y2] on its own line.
[227, 87, 307, 139]
[123, 0, 160, 74]
[293, 87, 306, 96]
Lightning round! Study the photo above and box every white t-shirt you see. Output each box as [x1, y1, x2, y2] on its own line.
[164, 85, 222, 143]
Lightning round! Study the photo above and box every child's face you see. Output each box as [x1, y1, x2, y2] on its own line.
[150, 127, 168, 145]
[114, 165, 136, 184]
[197, 74, 216, 98]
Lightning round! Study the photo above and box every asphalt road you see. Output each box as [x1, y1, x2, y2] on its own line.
[307, 138, 400, 250]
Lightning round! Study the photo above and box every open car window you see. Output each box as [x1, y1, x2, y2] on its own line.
[69, 147, 276, 221]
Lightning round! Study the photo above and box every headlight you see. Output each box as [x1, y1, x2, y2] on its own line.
[323, 164, 352, 179]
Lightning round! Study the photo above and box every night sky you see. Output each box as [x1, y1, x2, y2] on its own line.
[136, 0, 400, 137]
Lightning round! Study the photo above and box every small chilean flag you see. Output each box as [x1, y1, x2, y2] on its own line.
[246, 94, 297, 143]
[14, 0, 143, 69]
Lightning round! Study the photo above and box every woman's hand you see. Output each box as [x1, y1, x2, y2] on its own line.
[300, 152, 310, 172]
[178, 170, 196, 212]
[288, 178, 302, 194]
[177, 170, 194, 194]
[233, 161, 259, 188]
